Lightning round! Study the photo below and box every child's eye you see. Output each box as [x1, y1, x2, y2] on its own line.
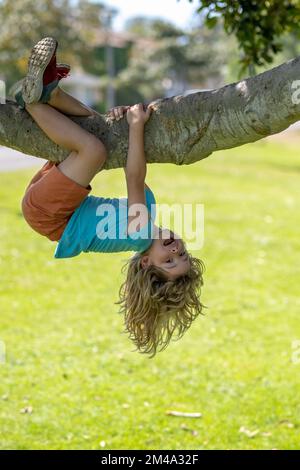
[166, 259, 172, 263]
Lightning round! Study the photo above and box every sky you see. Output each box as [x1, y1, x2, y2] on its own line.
[99, 0, 198, 31]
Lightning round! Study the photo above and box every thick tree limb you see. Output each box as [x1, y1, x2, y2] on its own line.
[0, 56, 299, 169]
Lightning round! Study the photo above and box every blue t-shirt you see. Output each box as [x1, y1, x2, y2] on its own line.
[54, 187, 156, 258]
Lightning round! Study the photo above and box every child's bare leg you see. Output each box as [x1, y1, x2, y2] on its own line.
[48, 86, 99, 117]
[25, 102, 106, 187]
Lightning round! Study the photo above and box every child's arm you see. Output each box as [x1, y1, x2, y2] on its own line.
[126, 120, 147, 182]
[125, 104, 153, 233]
[107, 105, 151, 190]
[125, 103, 152, 180]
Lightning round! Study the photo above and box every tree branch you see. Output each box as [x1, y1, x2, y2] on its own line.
[0, 55, 299, 169]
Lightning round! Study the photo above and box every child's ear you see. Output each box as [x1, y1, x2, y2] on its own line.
[141, 255, 149, 269]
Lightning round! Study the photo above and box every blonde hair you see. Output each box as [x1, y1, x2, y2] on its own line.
[115, 250, 207, 358]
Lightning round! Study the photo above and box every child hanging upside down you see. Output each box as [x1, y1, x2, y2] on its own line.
[12, 37, 206, 358]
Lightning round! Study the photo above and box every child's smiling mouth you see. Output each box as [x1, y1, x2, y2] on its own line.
[163, 237, 175, 246]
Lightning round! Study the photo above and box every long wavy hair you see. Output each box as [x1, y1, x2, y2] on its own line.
[115, 249, 207, 358]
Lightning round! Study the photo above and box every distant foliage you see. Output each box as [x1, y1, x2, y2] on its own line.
[0, 0, 104, 87]
[187, 0, 300, 74]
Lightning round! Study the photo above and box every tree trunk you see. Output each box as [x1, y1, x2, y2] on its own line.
[0, 56, 299, 169]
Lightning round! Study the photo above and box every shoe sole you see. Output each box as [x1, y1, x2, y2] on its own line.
[9, 63, 69, 101]
[22, 37, 58, 104]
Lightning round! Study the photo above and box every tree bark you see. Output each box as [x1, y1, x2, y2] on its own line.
[0, 55, 299, 169]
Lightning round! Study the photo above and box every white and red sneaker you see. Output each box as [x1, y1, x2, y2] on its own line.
[22, 37, 70, 105]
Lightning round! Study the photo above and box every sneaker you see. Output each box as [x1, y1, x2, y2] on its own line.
[39, 63, 71, 104]
[10, 64, 71, 110]
[22, 37, 58, 104]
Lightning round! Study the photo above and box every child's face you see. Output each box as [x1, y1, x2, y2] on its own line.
[141, 226, 190, 280]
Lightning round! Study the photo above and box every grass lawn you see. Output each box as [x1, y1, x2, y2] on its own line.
[0, 138, 300, 450]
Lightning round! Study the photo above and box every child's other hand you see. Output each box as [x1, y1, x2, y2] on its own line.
[107, 105, 130, 121]
[126, 103, 153, 127]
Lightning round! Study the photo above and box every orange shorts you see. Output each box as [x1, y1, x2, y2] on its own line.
[21, 161, 92, 242]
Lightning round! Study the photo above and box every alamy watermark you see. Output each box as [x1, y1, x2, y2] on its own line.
[291, 80, 300, 104]
[156, 202, 204, 250]
[95, 201, 205, 251]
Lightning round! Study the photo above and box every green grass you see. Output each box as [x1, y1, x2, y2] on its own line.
[1, 138, 300, 450]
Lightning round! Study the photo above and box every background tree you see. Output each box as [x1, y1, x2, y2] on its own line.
[0, 0, 106, 89]
[113, 17, 233, 105]
[2, 0, 299, 108]
[186, 0, 300, 76]
[1, 55, 299, 167]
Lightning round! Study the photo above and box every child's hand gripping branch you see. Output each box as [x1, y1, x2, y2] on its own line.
[108, 103, 152, 125]
[126, 102, 153, 125]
